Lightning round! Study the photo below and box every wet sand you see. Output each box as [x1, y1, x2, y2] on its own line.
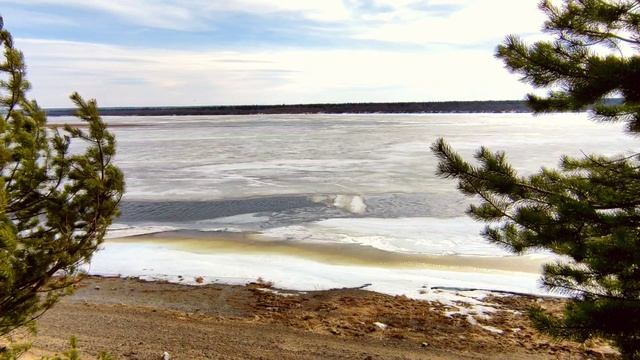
[110, 230, 548, 274]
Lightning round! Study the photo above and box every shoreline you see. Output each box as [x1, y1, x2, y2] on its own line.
[90, 233, 553, 302]
[27, 276, 616, 359]
[108, 232, 549, 273]
[44, 100, 533, 117]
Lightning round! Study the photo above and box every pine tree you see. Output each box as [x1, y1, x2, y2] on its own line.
[431, 1, 640, 358]
[0, 19, 124, 337]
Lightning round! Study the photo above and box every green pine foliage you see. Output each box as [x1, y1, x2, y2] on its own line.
[41, 337, 114, 360]
[0, 337, 114, 360]
[432, 1, 640, 358]
[0, 18, 124, 340]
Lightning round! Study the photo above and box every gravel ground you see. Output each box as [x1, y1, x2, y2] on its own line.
[25, 276, 617, 360]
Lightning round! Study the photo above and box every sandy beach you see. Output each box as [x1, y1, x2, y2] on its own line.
[25, 276, 616, 360]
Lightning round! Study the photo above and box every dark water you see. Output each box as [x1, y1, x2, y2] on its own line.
[116, 192, 470, 232]
[119, 196, 323, 222]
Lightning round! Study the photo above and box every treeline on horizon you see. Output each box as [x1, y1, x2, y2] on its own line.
[46, 100, 533, 116]
[45, 99, 623, 117]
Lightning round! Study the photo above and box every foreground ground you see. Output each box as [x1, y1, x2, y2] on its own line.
[27, 276, 617, 359]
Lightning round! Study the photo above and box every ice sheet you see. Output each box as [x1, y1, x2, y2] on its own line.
[259, 216, 552, 257]
[94, 113, 636, 201]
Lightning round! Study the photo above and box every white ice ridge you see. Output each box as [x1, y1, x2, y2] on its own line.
[106, 224, 178, 239]
[259, 216, 554, 258]
[311, 194, 367, 214]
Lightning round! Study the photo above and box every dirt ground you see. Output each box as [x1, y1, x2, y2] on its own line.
[24, 276, 618, 360]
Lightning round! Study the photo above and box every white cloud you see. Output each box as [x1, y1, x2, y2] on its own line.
[1, 8, 77, 28]
[3, 0, 351, 30]
[6, 0, 544, 44]
[6, 1, 550, 106]
[352, 0, 546, 44]
[225, 0, 351, 21]
[1, 0, 205, 30]
[17, 38, 532, 107]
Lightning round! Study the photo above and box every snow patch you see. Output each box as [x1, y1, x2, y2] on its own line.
[255, 288, 300, 297]
[480, 325, 504, 334]
[373, 322, 388, 330]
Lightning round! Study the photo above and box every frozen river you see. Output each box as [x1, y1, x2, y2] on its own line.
[50, 113, 637, 298]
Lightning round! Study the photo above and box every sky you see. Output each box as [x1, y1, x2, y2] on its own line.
[0, 0, 548, 107]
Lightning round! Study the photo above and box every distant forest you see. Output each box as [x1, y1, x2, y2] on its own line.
[45, 100, 534, 116]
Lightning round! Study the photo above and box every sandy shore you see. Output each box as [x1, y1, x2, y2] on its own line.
[109, 232, 548, 273]
[24, 276, 617, 360]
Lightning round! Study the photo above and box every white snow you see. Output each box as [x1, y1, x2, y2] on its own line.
[373, 322, 388, 330]
[88, 242, 549, 300]
[254, 288, 300, 297]
[480, 325, 504, 334]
